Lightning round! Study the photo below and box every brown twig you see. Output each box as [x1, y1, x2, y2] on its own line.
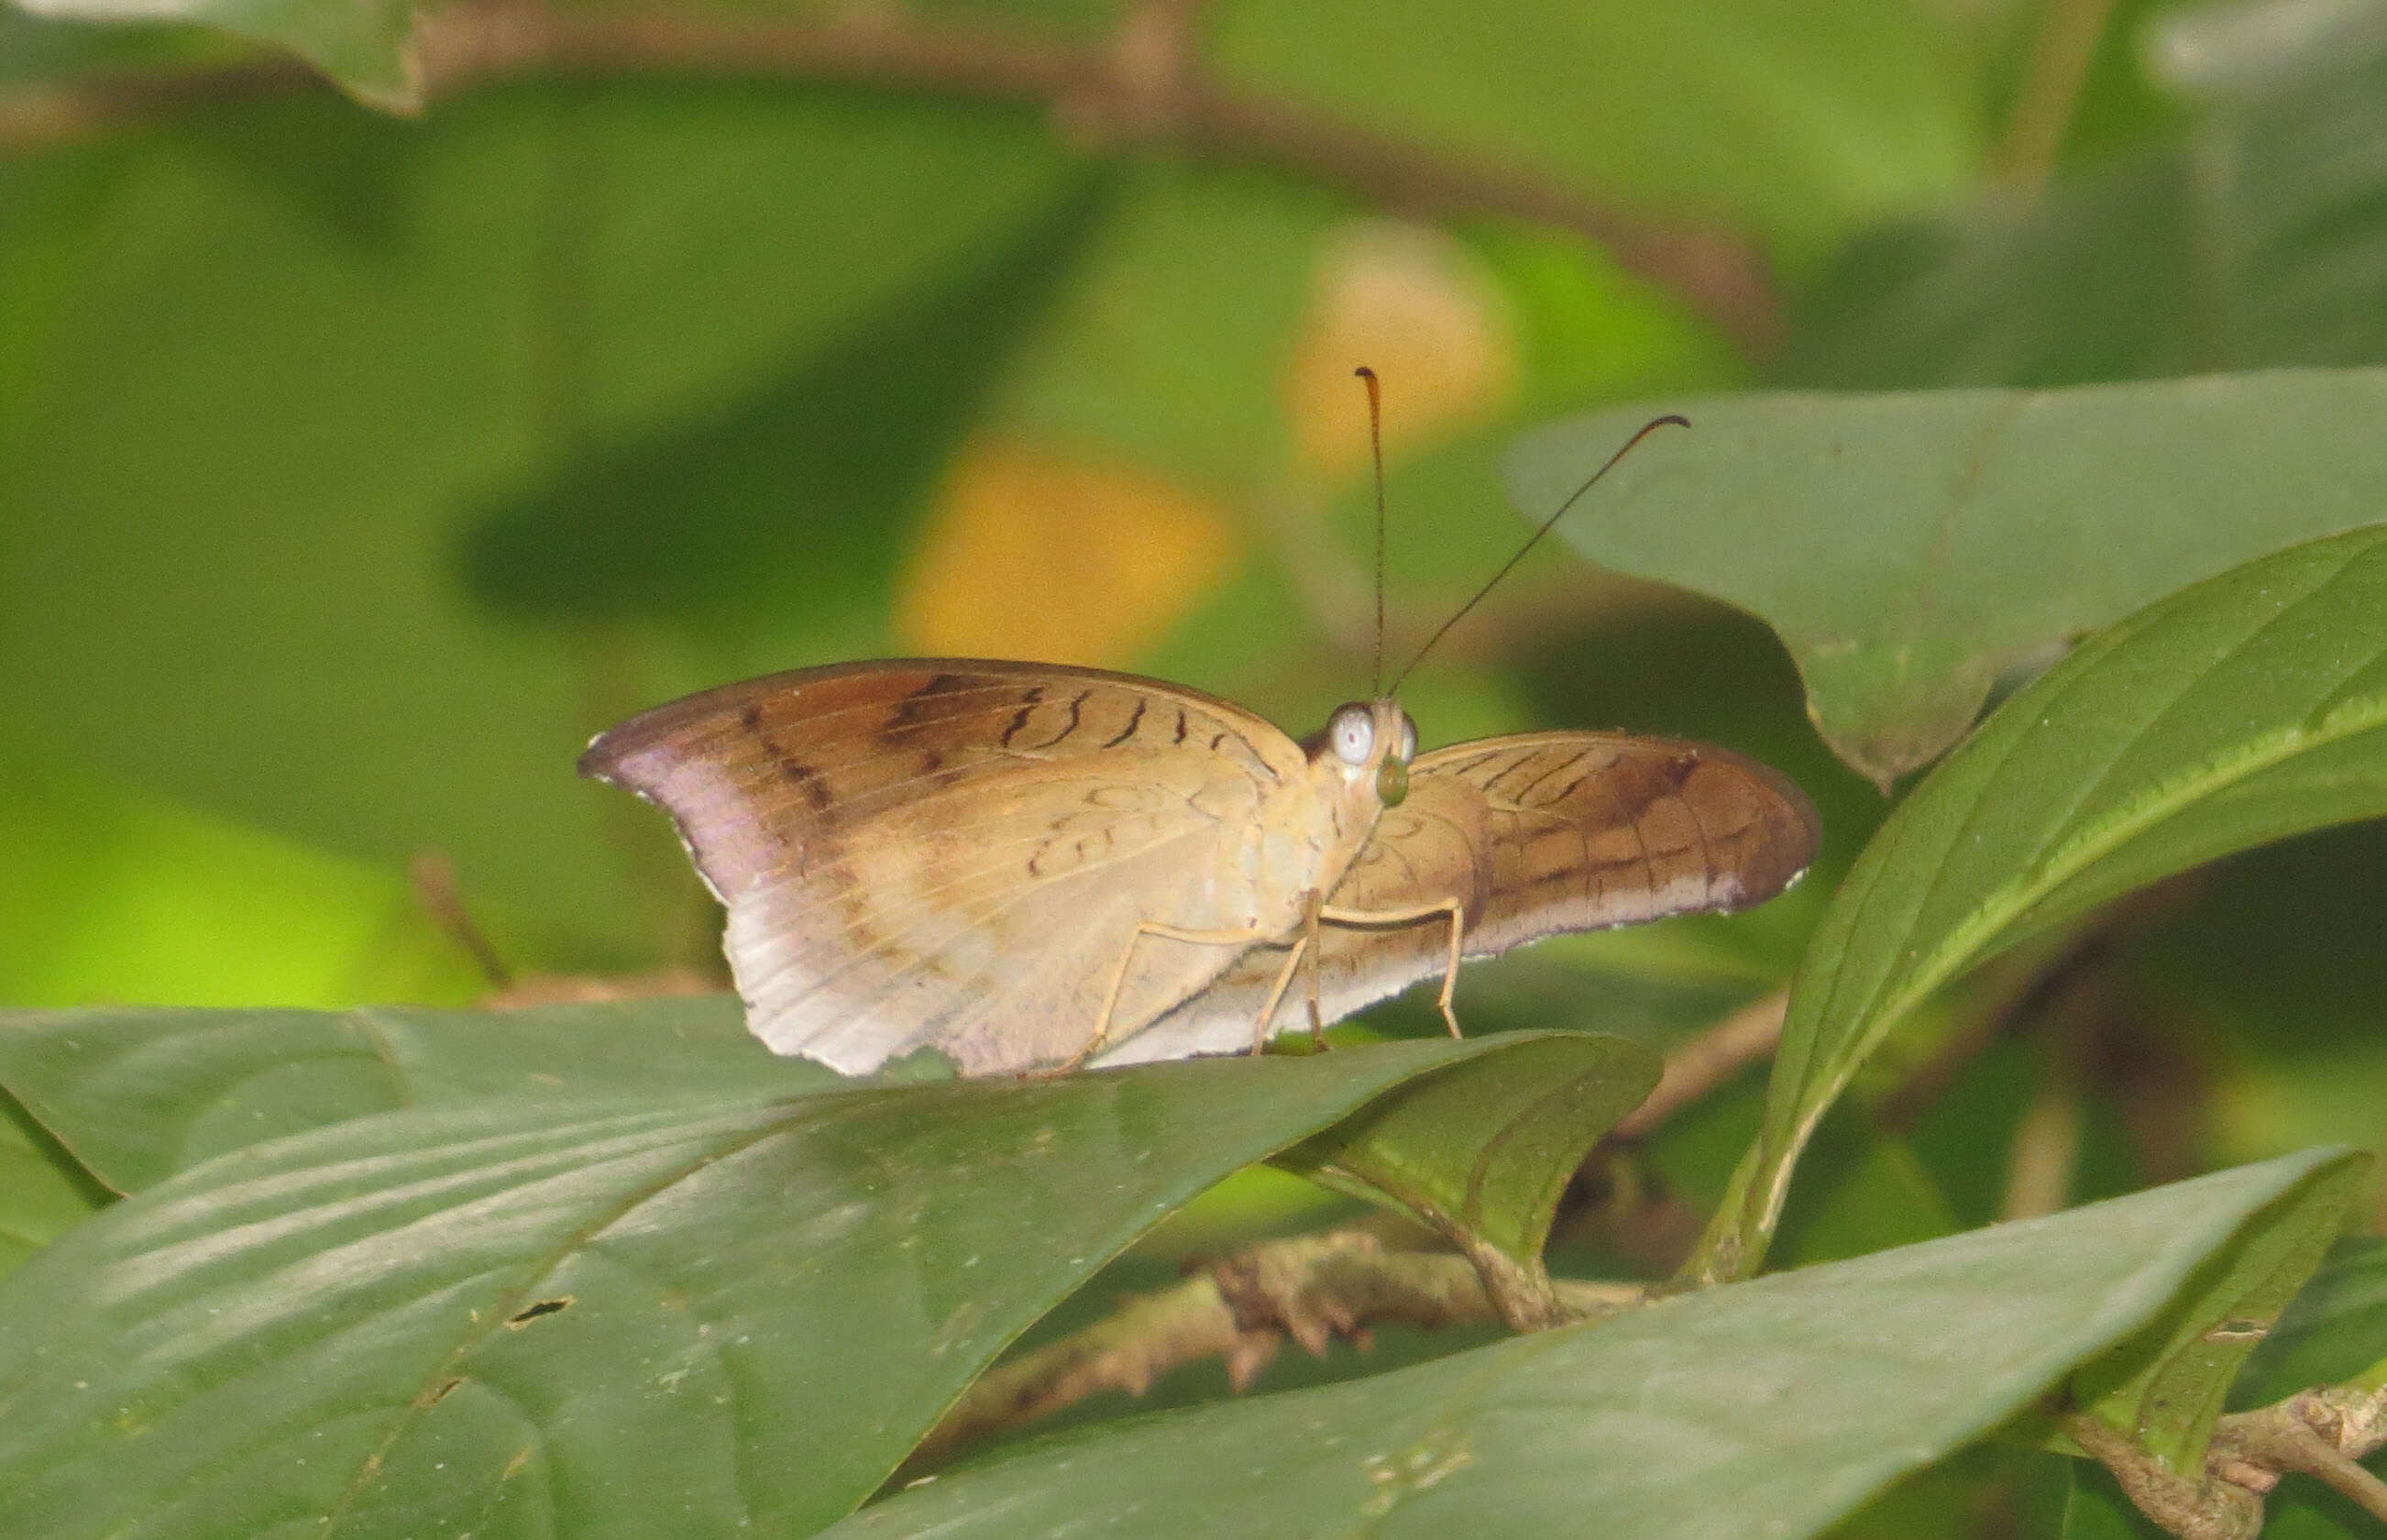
[410, 850, 515, 989]
[908, 1228, 1644, 1466]
[0, 1, 1777, 348]
[1993, 0, 2118, 191]
[2066, 1385, 2387, 1538]
[1612, 986, 1788, 1142]
[2064, 1412, 2262, 1540]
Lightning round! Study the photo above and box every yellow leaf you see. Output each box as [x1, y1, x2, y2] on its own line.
[1286, 221, 1517, 479]
[897, 442, 1238, 667]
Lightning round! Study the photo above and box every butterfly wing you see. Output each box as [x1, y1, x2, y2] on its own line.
[580, 659, 1312, 1075]
[1101, 732, 1819, 1062]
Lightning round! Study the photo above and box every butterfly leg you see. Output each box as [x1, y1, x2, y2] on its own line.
[1253, 928, 1313, 1056]
[1297, 890, 1330, 1050]
[1063, 918, 1272, 1072]
[1318, 897, 1467, 1038]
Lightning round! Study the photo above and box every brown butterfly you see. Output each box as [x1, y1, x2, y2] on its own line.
[581, 383, 1819, 1076]
[579, 660, 1818, 1076]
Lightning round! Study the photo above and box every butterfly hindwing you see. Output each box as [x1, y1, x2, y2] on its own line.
[1104, 732, 1818, 1062]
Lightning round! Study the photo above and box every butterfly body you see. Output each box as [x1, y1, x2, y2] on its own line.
[581, 659, 1818, 1076]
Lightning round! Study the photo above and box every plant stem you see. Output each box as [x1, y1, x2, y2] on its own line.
[907, 1227, 1644, 1467]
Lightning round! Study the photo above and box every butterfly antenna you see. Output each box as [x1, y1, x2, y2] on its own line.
[1392, 412, 1689, 692]
[1356, 365, 1388, 697]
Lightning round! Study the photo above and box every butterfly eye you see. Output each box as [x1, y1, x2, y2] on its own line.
[1326, 703, 1375, 766]
[1399, 713, 1419, 763]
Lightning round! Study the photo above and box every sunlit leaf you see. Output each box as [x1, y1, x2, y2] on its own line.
[0, 754, 485, 1011]
[895, 441, 1238, 667]
[0, 1034, 1544, 1538]
[0, 996, 815, 1193]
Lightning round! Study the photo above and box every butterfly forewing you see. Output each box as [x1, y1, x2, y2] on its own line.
[1103, 732, 1819, 1062]
[580, 660, 1311, 1074]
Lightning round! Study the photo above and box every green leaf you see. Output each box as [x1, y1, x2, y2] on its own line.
[14, 0, 421, 109]
[1205, 0, 1980, 256]
[0, 1092, 104, 1280]
[1780, 45, 2387, 390]
[462, 170, 1110, 626]
[0, 754, 486, 1014]
[0, 1034, 1541, 1538]
[2071, 1153, 2365, 1473]
[2238, 1238, 2387, 1404]
[823, 1150, 2353, 1540]
[1696, 524, 2387, 1281]
[1507, 369, 2387, 785]
[0, 997, 829, 1194]
[1274, 1032, 1659, 1263]
[984, 160, 1335, 492]
[0, 87, 1083, 952]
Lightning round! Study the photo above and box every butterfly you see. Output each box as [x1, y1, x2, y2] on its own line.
[578, 658, 1820, 1076]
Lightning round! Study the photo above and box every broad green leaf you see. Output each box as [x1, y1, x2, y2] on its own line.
[2238, 1238, 2387, 1404]
[0, 1034, 1537, 1539]
[2073, 1153, 2365, 1472]
[0, 997, 825, 1194]
[824, 1150, 2351, 1540]
[1205, 0, 1979, 257]
[0, 1092, 103, 1279]
[1274, 1032, 1659, 1263]
[12, 0, 420, 109]
[1507, 369, 2387, 785]
[1781, 42, 2387, 390]
[1696, 524, 2387, 1281]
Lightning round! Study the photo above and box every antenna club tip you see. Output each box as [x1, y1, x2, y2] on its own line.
[1656, 412, 1690, 429]
[1353, 364, 1377, 380]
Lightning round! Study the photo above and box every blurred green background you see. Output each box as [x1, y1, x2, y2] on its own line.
[5, 0, 2387, 1271]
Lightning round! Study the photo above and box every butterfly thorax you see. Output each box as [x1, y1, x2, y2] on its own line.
[1238, 697, 1419, 940]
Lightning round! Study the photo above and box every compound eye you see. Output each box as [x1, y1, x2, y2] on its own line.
[1399, 713, 1419, 763]
[1326, 703, 1375, 766]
